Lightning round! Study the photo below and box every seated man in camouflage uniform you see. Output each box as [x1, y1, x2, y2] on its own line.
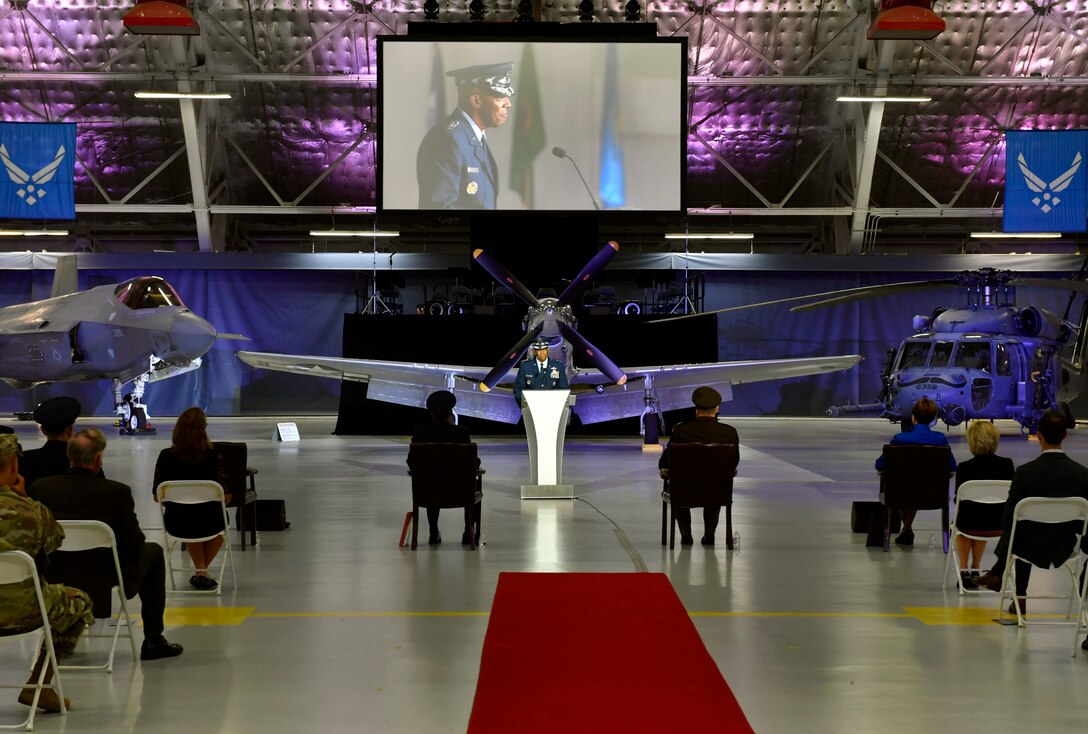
[0, 434, 93, 714]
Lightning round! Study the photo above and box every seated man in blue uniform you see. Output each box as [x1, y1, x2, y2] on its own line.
[512, 338, 569, 407]
[874, 396, 956, 546]
[416, 62, 515, 210]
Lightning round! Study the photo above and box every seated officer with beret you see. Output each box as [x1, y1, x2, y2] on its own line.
[658, 386, 740, 547]
[409, 390, 482, 546]
[19, 397, 83, 491]
[416, 62, 515, 210]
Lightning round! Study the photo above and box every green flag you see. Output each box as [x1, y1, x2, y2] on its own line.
[509, 45, 546, 209]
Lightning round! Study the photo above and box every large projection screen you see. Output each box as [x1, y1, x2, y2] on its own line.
[379, 37, 685, 214]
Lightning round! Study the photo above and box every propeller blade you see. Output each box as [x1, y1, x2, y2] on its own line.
[557, 241, 620, 305]
[473, 249, 540, 307]
[215, 333, 250, 341]
[557, 321, 627, 386]
[480, 323, 545, 392]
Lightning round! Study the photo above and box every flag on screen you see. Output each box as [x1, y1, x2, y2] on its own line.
[509, 45, 546, 209]
[598, 44, 625, 210]
[427, 44, 447, 129]
[1004, 130, 1088, 233]
[0, 122, 76, 220]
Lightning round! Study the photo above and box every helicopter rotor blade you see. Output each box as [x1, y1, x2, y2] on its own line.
[557, 321, 627, 386]
[1011, 277, 1088, 294]
[557, 241, 620, 306]
[479, 323, 545, 392]
[473, 249, 540, 307]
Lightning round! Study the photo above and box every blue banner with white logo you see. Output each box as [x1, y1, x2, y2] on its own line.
[1004, 130, 1088, 232]
[0, 122, 77, 220]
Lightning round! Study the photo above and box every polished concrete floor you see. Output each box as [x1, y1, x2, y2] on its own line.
[1, 415, 1087, 732]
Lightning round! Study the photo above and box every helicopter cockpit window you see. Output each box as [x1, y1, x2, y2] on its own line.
[995, 344, 1012, 376]
[952, 342, 992, 372]
[113, 277, 186, 309]
[929, 341, 955, 368]
[898, 341, 931, 370]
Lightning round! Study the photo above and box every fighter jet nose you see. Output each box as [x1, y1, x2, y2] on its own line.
[170, 312, 217, 360]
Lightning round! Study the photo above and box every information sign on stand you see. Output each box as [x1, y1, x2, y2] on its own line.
[274, 422, 301, 442]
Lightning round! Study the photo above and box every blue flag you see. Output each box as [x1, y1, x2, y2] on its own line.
[1004, 130, 1088, 232]
[0, 122, 76, 221]
[598, 44, 625, 210]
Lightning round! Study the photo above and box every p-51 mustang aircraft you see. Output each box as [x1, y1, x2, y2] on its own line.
[0, 257, 242, 432]
[238, 243, 861, 440]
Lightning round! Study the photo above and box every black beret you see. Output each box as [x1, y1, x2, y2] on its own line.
[32, 396, 82, 429]
[426, 390, 457, 413]
[0, 425, 13, 435]
[691, 386, 722, 410]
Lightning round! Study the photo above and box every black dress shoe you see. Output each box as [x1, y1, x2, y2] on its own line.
[679, 534, 694, 546]
[959, 571, 979, 591]
[700, 535, 715, 546]
[428, 531, 442, 546]
[1081, 636, 1088, 651]
[141, 636, 184, 661]
[894, 531, 914, 546]
[461, 531, 473, 545]
[974, 573, 1002, 592]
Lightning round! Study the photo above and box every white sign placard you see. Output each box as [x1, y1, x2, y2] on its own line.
[275, 422, 301, 442]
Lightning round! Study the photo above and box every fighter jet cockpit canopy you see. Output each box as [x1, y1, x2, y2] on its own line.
[114, 277, 186, 309]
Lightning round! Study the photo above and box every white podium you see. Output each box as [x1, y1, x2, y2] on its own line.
[521, 389, 575, 499]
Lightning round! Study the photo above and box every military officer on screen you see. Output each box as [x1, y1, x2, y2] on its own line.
[513, 338, 569, 407]
[416, 62, 515, 210]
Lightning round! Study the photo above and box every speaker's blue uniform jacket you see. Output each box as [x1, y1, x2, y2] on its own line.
[416, 109, 498, 209]
[513, 358, 569, 406]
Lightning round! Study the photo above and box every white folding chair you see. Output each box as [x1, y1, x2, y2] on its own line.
[994, 496, 1088, 656]
[156, 480, 236, 595]
[0, 550, 68, 729]
[942, 480, 1010, 594]
[54, 521, 138, 673]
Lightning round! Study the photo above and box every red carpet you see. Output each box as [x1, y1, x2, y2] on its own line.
[467, 572, 754, 733]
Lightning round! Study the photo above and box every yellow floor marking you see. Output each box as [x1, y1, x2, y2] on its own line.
[904, 606, 1072, 625]
[163, 607, 255, 626]
[250, 612, 490, 618]
[690, 612, 911, 618]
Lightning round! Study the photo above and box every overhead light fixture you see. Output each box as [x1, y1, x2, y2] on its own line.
[970, 232, 1061, 239]
[308, 230, 400, 238]
[867, 1, 944, 41]
[134, 91, 231, 100]
[664, 233, 753, 240]
[0, 229, 69, 237]
[836, 95, 932, 103]
[123, 0, 200, 35]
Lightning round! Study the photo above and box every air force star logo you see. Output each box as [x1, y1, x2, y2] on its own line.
[1017, 151, 1082, 213]
[0, 144, 66, 207]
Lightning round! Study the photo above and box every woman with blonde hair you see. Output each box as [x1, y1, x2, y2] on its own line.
[153, 407, 230, 590]
[953, 421, 1014, 589]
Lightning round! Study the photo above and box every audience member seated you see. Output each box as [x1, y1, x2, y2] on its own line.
[30, 428, 183, 661]
[875, 397, 957, 546]
[975, 411, 1088, 621]
[953, 422, 1015, 589]
[409, 390, 481, 546]
[0, 434, 93, 713]
[19, 397, 84, 490]
[658, 386, 739, 547]
[153, 407, 230, 590]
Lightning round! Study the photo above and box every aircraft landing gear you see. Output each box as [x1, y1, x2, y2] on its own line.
[113, 376, 157, 436]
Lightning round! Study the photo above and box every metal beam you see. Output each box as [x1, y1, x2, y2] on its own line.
[848, 41, 896, 254]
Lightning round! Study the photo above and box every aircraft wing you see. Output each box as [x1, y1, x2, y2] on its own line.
[239, 351, 861, 426]
[236, 351, 524, 424]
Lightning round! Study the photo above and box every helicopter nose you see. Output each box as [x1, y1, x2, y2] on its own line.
[170, 312, 218, 360]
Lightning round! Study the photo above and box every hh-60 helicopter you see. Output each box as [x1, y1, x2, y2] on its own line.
[663, 268, 1088, 434]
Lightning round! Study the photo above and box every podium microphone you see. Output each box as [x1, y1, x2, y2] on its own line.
[552, 146, 600, 210]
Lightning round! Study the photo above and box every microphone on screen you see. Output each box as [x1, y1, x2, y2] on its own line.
[552, 146, 600, 211]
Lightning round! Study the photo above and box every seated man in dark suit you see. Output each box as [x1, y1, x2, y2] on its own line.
[409, 390, 481, 546]
[18, 397, 82, 490]
[30, 428, 183, 661]
[975, 411, 1088, 623]
[658, 386, 739, 547]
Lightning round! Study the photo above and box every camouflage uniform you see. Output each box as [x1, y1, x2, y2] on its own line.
[0, 485, 93, 654]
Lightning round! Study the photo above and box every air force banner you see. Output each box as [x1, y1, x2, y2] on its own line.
[1004, 130, 1088, 233]
[0, 122, 77, 220]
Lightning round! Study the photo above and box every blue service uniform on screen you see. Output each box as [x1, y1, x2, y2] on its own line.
[416, 110, 498, 209]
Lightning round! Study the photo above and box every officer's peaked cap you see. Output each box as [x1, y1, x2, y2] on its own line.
[32, 396, 82, 430]
[448, 62, 515, 97]
[530, 338, 550, 350]
[426, 390, 457, 413]
[691, 386, 722, 410]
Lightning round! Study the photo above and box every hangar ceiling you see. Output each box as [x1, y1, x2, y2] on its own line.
[0, 0, 1086, 255]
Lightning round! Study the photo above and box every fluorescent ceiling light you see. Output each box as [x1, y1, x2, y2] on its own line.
[665, 232, 753, 240]
[0, 229, 68, 236]
[836, 95, 931, 103]
[309, 230, 400, 237]
[970, 232, 1061, 239]
[134, 92, 231, 100]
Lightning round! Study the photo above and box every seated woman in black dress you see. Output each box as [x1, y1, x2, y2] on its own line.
[153, 407, 230, 590]
[954, 421, 1014, 589]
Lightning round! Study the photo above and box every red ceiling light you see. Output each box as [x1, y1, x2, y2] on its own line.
[867, 0, 944, 41]
[123, 0, 200, 35]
